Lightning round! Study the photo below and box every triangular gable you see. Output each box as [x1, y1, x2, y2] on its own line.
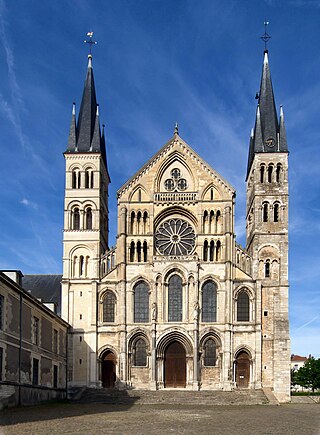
[117, 134, 235, 198]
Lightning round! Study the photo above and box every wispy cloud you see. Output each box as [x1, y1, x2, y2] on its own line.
[20, 198, 38, 209]
[296, 316, 320, 330]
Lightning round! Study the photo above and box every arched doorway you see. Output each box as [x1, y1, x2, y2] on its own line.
[101, 350, 116, 388]
[235, 351, 250, 388]
[164, 341, 186, 388]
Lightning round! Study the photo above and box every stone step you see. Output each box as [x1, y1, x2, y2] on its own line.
[73, 388, 269, 406]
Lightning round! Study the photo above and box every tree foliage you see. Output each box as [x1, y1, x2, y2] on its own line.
[293, 357, 320, 392]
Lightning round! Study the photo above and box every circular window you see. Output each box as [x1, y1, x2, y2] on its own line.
[155, 218, 195, 255]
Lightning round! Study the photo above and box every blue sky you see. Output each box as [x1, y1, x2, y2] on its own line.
[0, 0, 319, 358]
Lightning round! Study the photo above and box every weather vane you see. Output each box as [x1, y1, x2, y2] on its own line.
[84, 31, 97, 55]
[260, 20, 271, 51]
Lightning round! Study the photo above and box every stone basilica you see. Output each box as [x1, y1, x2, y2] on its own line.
[61, 49, 290, 402]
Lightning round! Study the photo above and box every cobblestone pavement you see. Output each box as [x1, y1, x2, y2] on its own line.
[1, 403, 320, 435]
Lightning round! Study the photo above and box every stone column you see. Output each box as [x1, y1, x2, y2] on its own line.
[151, 304, 157, 390]
[118, 206, 127, 388]
[192, 301, 199, 390]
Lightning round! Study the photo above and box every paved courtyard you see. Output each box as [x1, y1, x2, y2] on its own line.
[1, 403, 319, 434]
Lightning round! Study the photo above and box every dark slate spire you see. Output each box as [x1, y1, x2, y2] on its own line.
[279, 105, 288, 152]
[65, 55, 108, 167]
[246, 50, 288, 178]
[258, 51, 278, 149]
[67, 103, 77, 151]
[76, 54, 97, 151]
[91, 105, 101, 152]
[101, 124, 110, 181]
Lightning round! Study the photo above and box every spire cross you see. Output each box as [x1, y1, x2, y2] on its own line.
[84, 31, 97, 55]
[260, 20, 271, 51]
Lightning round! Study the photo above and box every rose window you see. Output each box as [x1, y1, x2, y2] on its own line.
[155, 218, 196, 255]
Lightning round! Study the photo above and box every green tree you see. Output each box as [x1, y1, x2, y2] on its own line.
[295, 357, 320, 392]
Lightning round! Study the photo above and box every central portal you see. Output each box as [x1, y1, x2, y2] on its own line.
[164, 341, 186, 388]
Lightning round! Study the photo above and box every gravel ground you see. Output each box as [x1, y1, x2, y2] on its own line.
[1, 402, 320, 435]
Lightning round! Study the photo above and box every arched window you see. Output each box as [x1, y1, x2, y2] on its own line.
[143, 241, 148, 262]
[103, 291, 116, 322]
[216, 210, 221, 233]
[72, 169, 81, 189]
[85, 207, 92, 230]
[202, 281, 217, 322]
[137, 241, 142, 262]
[276, 164, 281, 183]
[79, 255, 84, 277]
[210, 188, 214, 201]
[203, 240, 208, 261]
[237, 290, 249, 321]
[143, 211, 148, 233]
[134, 281, 149, 323]
[134, 338, 147, 366]
[273, 203, 280, 222]
[203, 339, 217, 366]
[209, 241, 215, 261]
[262, 202, 269, 222]
[267, 165, 273, 183]
[137, 211, 142, 235]
[203, 210, 208, 233]
[73, 208, 80, 230]
[168, 274, 182, 322]
[265, 259, 270, 278]
[260, 165, 265, 183]
[216, 240, 221, 261]
[209, 210, 214, 233]
[138, 189, 142, 202]
[130, 241, 135, 262]
[130, 211, 135, 234]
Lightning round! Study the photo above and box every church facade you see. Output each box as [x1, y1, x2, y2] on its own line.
[61, 50, 290, 402]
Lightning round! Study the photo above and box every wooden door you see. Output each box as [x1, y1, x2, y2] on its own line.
[235, 351, 250, 388]
[102, 351, 116, 388]
[164, 341, 186, 388]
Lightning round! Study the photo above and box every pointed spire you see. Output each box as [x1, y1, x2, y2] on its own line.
[76, 54, 98, 151]
[91, 104, 101, 152]
[253, 105, 264, 153]
[174, 122, 179, 136]
[258, 50, 278, 149]
[67, 102, 77, 151]
[246, 50, 288, 178]
[279, 105, 288, 152]
[101, 124, 110, 182]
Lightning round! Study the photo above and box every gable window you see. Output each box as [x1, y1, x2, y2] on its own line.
[168, 274, 182, 322]
[134, 338, 147, 366]
[202, 281, 217, 322]
[237, 291, 249, 322]
[103, 291, 116, 323]
[203, 339, 217, 366]
[134, 281, 149, 323]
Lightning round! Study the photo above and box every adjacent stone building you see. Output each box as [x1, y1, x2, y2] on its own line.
[0, 271, 68, 406]
[61, 47, 290, 402]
